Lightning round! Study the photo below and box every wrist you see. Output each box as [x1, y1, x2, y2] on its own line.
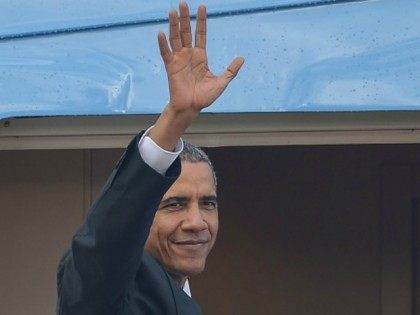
[149, 104, 199, 152]
[163, 103, 200, 126]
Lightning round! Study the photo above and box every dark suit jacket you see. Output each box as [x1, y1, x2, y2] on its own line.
[56, 133, 203, 315]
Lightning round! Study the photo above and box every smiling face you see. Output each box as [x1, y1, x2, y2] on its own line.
[145, 161, 219, 282]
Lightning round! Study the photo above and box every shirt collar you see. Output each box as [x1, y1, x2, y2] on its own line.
[183, 279, 192, 297]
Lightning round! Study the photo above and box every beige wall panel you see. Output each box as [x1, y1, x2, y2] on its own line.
[90, 149, 124, 202]
[0, 150, 85, 315]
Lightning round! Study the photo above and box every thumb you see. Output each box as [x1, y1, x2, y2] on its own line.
[220, 57, 245, 86]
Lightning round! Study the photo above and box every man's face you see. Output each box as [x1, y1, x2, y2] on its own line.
[145, 161, 219, 279]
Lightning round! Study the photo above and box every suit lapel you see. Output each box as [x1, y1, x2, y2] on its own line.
[144, 252, 203, 315]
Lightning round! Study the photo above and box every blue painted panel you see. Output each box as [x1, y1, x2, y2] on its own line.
[0, 0, 338, 38]
[0, 0, 165, 38]
[0, 0, 419, 119]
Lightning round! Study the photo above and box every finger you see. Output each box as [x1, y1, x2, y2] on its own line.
[179, 2, 192, 48]
[195, 5, 207, 49]
[158, 32, 173, 64]
[220, 57, 245, 85]
[169, 9, 182, 52]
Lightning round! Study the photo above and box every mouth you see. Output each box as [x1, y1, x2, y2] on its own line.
[172, 240, 209, 245]
[170, 239, 210, 251]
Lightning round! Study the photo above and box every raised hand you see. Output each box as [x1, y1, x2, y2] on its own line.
[159, 2, 244, 114]
[150, 2, 244, 150]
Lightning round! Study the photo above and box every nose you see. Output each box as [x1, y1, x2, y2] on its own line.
[181, 204, 207, 232]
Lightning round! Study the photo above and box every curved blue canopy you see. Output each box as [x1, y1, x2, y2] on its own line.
[0, 0, 419, 119]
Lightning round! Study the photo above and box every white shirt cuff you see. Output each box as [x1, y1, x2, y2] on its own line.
[138, 126, 183, 175]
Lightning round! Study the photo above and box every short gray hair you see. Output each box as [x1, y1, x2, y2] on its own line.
[180, 141, 217, 187]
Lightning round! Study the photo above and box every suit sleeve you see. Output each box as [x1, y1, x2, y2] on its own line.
[57, 133, 181, 314]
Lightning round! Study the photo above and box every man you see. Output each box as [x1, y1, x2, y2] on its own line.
[56, 2, 244, 314]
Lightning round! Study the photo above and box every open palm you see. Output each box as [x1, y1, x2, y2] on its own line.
[158, 2, 244, 113]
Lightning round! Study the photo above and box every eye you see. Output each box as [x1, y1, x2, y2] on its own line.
[201, 201, 217, 211]
[162, 202, 183, 211]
